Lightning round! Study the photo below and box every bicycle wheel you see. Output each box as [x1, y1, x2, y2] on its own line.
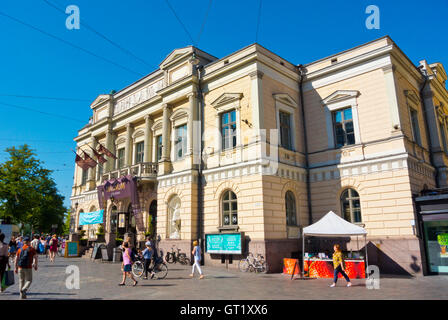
[166, 253, 175, 264]
[238, 259, 250, 272]
[132, 261, 144, 278]
[183, 258, 191, 266]
[153, 263, 168, 280]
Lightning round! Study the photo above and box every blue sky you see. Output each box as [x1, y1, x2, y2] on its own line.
[0, 0, 447, 208]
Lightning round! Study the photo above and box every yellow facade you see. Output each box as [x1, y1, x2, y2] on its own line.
[70, 37, 448, 274]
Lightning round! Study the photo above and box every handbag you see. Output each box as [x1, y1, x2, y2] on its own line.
[1, 267, 15, 289]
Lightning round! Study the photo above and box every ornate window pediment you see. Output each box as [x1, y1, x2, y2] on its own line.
[322, 90, 360, 105]
[404, 90, 420, 106]
[211, 93, 243, 110]
[273, 93, 298, 108]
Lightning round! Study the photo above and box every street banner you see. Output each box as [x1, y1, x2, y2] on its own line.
[97, 175, 144, 231]
[79, 209, 104, 225]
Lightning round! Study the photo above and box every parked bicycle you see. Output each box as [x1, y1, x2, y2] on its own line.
[165, 246, 191, 265]
[132, 253, 168, 280]
[238, 252, 267, 273]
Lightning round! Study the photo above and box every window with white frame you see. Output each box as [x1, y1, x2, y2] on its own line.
[117, 148, 125, 168]
[279, 111, 292, 150]
[322, 90, 361, 149]
[170, 109, 189, 160]
[333, 107, 355, 148]
[221, 110, 237, 150]
[156, 135, 163, 161]
[135, 141, 144, 163]
[222, 190, 238, 226]
[273, 94, 298, 151]
[340, 188, 362, 223]
[211, 93, 242, 152]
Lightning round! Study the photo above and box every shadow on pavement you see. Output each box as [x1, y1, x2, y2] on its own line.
[137, 284, 176, 287]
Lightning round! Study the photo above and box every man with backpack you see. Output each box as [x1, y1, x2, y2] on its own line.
[14, 236, 38, 299]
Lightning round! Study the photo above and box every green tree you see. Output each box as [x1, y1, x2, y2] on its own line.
[0, 144, 66, 233]
[62, 209, 72, 235]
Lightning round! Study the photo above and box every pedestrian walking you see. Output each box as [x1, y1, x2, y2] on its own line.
[16, 236, 23, 250]
[38, 237, 46, 255]
[330, 244, 352, 287]
[48, 234, 58, 262]
[30, 235, 40, 251]
[15, 236, 38, 299]
[142, 241, 154, 280]
[0, 233, 11, 293]
[8, 236, 17, 260]
[119, 242, 138, 286]
[190, 240, 204, 279]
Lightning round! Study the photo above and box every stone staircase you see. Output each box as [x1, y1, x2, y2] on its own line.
[81, 247, 94, 259]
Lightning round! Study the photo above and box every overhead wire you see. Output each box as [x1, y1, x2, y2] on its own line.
[41, 0, 153, 69]
[0, 9, 144, 77]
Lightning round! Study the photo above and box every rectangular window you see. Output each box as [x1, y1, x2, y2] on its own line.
[135, 141, 144, 164]
[333, 107, 355, 148]
[175, 124, 187, 160]
[410, 108, 422, 146]
[81, 168, 88, 185]
[440, 122, 448, 153]
[279, 111, 292, 150]
[156, 135, 162, 161]
[97, 164, 103, 181]
[221, 110, 237, 150]
[117, 148, 125, 168]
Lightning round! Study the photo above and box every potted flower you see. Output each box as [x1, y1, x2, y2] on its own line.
[96, 225, 105, 243]
[115, 237, 123, 247]
[79, 230, 88, 247]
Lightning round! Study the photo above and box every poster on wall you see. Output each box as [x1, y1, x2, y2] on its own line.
[205, 233, 244, 255]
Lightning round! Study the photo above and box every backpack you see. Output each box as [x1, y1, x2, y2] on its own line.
[18, 248, 30, 268]
[38, 243, 45, 254]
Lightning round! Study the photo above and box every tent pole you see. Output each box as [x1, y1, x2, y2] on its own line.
[364, 235, 369, 278]
[302, 232, 305, 278]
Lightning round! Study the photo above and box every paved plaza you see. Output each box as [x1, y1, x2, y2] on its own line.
[1, 256, 447, 300]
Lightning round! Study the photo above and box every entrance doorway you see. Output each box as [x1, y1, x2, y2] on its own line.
[149, 200, 157, 240]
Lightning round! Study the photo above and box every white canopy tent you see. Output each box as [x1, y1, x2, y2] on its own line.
[301, 211, 368, 277]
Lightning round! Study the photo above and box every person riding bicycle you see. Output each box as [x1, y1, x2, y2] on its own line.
[142, 241, 154, 280]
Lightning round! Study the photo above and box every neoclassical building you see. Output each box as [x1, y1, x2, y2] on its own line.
[70, 36, 448, 274]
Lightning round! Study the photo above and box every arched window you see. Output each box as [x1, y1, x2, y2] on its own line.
[168, 196, 181, 239]
[340, 188, 362, 223]
[222, 190, 238, 226]
[285, 191, 297, 226]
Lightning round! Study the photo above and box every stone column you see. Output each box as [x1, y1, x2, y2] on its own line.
[383, 65, 402, 134]
[187, 92, 197, 155]
[87, 136, 97, 190]
[125, 123, 134, 167]
[159, 103, 172, 175]
[105, 124, 115, 172]
[144, 115, 153, 163]
[249, 70, 264, 140]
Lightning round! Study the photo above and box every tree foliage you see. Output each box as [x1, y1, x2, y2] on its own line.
[0, 144, 67, 233]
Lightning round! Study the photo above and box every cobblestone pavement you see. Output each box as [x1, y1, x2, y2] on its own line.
[1, 256, 447, 300]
